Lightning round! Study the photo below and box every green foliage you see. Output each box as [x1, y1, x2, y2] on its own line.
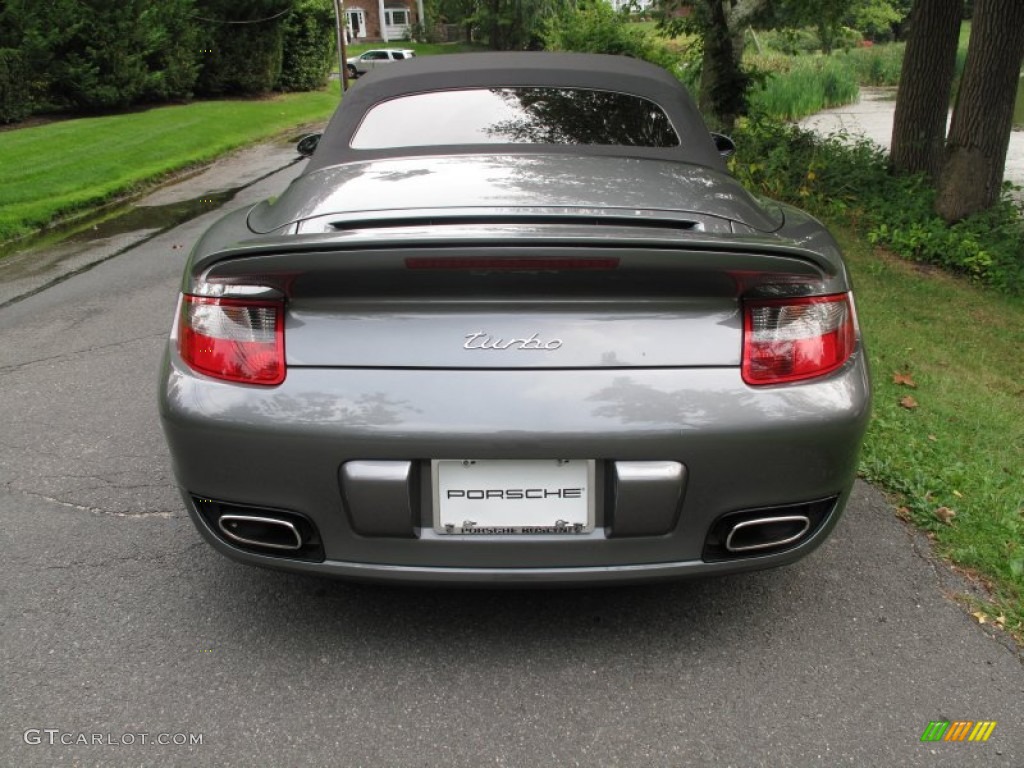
[753, 27, 821, 56]
[657, 1, 767, 131]
[835, 43, 904, 86]
[195, 1, 290, 96]
[0, 48, 32, 123]
[839, 229, 1024, 639]
[729, 120, 1024, 292]
[276, 0, 335, 92]
[141, 0, 202, 101]
[542, 3, 677, 70]
[0, 2, 39, 122]
[0, 84, 339, 243]
[849, 0, 904, 41]
[771, 0, 904, 52]
[40, 0, 169, 110]
[748, 55, 859, 121]
[471, 0, 571, 50]
[0, 0, 335, 119]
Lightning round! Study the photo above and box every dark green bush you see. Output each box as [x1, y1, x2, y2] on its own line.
[754, 27, 820, 56]
[730, 120, 1024, 293]
[0, 48, 33, 123]
[194, 1, 290, 96]
[542, 3, 677, 72]
[142, 0, 201, 101]
[276, 0, 335, 92]
[46, 0, 164, 110]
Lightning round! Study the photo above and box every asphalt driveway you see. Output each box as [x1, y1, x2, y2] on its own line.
[1, 149, 1021, 767]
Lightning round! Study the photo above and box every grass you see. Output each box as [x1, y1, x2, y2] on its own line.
[0, 84, 341, 243]
[730, 118, 1024, 640]
[0, 40, 489, 244]
[834, 44, 905, 86]
[749, 54, 860, 121]
[345, 40, 485, 58]
[839, 231, 1024, 640]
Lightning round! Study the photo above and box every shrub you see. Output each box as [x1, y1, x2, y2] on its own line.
[195, 1, 288, 96]
[0, 48, 33, 123]
[729, 120, 1024, 292]
[542, 3, 677, 71]
[45, 0, 157, 110]
[142, 0, 201, 101]
[276, 0, 335, 92]
[754, 27, 820, 56]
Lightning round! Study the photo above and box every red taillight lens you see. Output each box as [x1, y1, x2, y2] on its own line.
[742, 293, 856, 385]
[179, 296, 285, 385]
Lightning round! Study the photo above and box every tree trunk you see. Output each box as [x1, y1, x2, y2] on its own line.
[935, 0, 1024, 222]
[489, 0, 502, 49]
[889, 0, 962, 181]
[698, 0, 746, 133]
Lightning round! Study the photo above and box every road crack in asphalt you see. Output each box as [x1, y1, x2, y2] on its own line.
[4, 485, 177, 518]
[25, 471, 172, 493]
[0, 331, 166, 377]
[39, 540, 206, 572]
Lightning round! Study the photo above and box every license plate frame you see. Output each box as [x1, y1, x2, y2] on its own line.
[432, 459, 595, 535]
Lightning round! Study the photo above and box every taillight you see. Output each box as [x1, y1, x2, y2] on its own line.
[742, 293, 856, 385]
[179, 295, 285, 385]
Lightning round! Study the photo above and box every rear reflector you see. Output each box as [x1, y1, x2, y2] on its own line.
[742, 293, 855, 385]
[179, 295, 285, 385]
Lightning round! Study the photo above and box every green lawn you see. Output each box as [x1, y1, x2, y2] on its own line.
[839, 229, 1024, 639]
[0, 85, 341, 243]
[344, 40, 484, 59]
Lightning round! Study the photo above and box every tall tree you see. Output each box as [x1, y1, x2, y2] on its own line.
[935, 0, 1024, 221]
[772, 0, 904, 52]
[889, 0, 962, 181]
[660, 0, 769, 132]
[473, 0, 570, 50]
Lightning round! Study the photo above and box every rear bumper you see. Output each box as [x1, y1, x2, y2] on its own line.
[183, 489, 849, 586]
[159, 344, 870, 583]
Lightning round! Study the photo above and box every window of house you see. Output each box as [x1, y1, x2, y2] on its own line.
[384, 9, 409, 26]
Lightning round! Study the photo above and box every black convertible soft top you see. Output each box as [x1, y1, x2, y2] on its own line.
[304, 52, 723, 173]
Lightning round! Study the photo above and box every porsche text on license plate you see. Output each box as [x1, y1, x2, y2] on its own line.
[433, 459, 595, 534]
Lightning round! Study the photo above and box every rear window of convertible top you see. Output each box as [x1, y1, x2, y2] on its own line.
[350, 87, 680, 149]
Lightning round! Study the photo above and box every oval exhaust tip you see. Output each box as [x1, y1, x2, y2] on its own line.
[724, 515, 811, 553]
[217, 514, 303, 551]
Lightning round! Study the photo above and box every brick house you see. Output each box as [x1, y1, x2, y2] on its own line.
[345, 0, 424, 43]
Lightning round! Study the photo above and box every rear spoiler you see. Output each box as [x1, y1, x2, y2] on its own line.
[185, 227, 848, 300]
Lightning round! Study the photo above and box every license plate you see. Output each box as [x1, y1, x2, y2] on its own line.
[433, 459, 595, 535]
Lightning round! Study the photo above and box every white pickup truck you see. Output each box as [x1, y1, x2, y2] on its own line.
[346, 49, 416, 77]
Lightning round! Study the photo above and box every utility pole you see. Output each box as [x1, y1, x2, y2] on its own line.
[332, 0, 350, 94]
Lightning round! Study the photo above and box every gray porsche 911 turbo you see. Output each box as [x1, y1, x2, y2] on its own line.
[159, 52, 870, 585]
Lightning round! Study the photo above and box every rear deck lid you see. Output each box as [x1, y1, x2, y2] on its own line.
[247, 155, 785, 236]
